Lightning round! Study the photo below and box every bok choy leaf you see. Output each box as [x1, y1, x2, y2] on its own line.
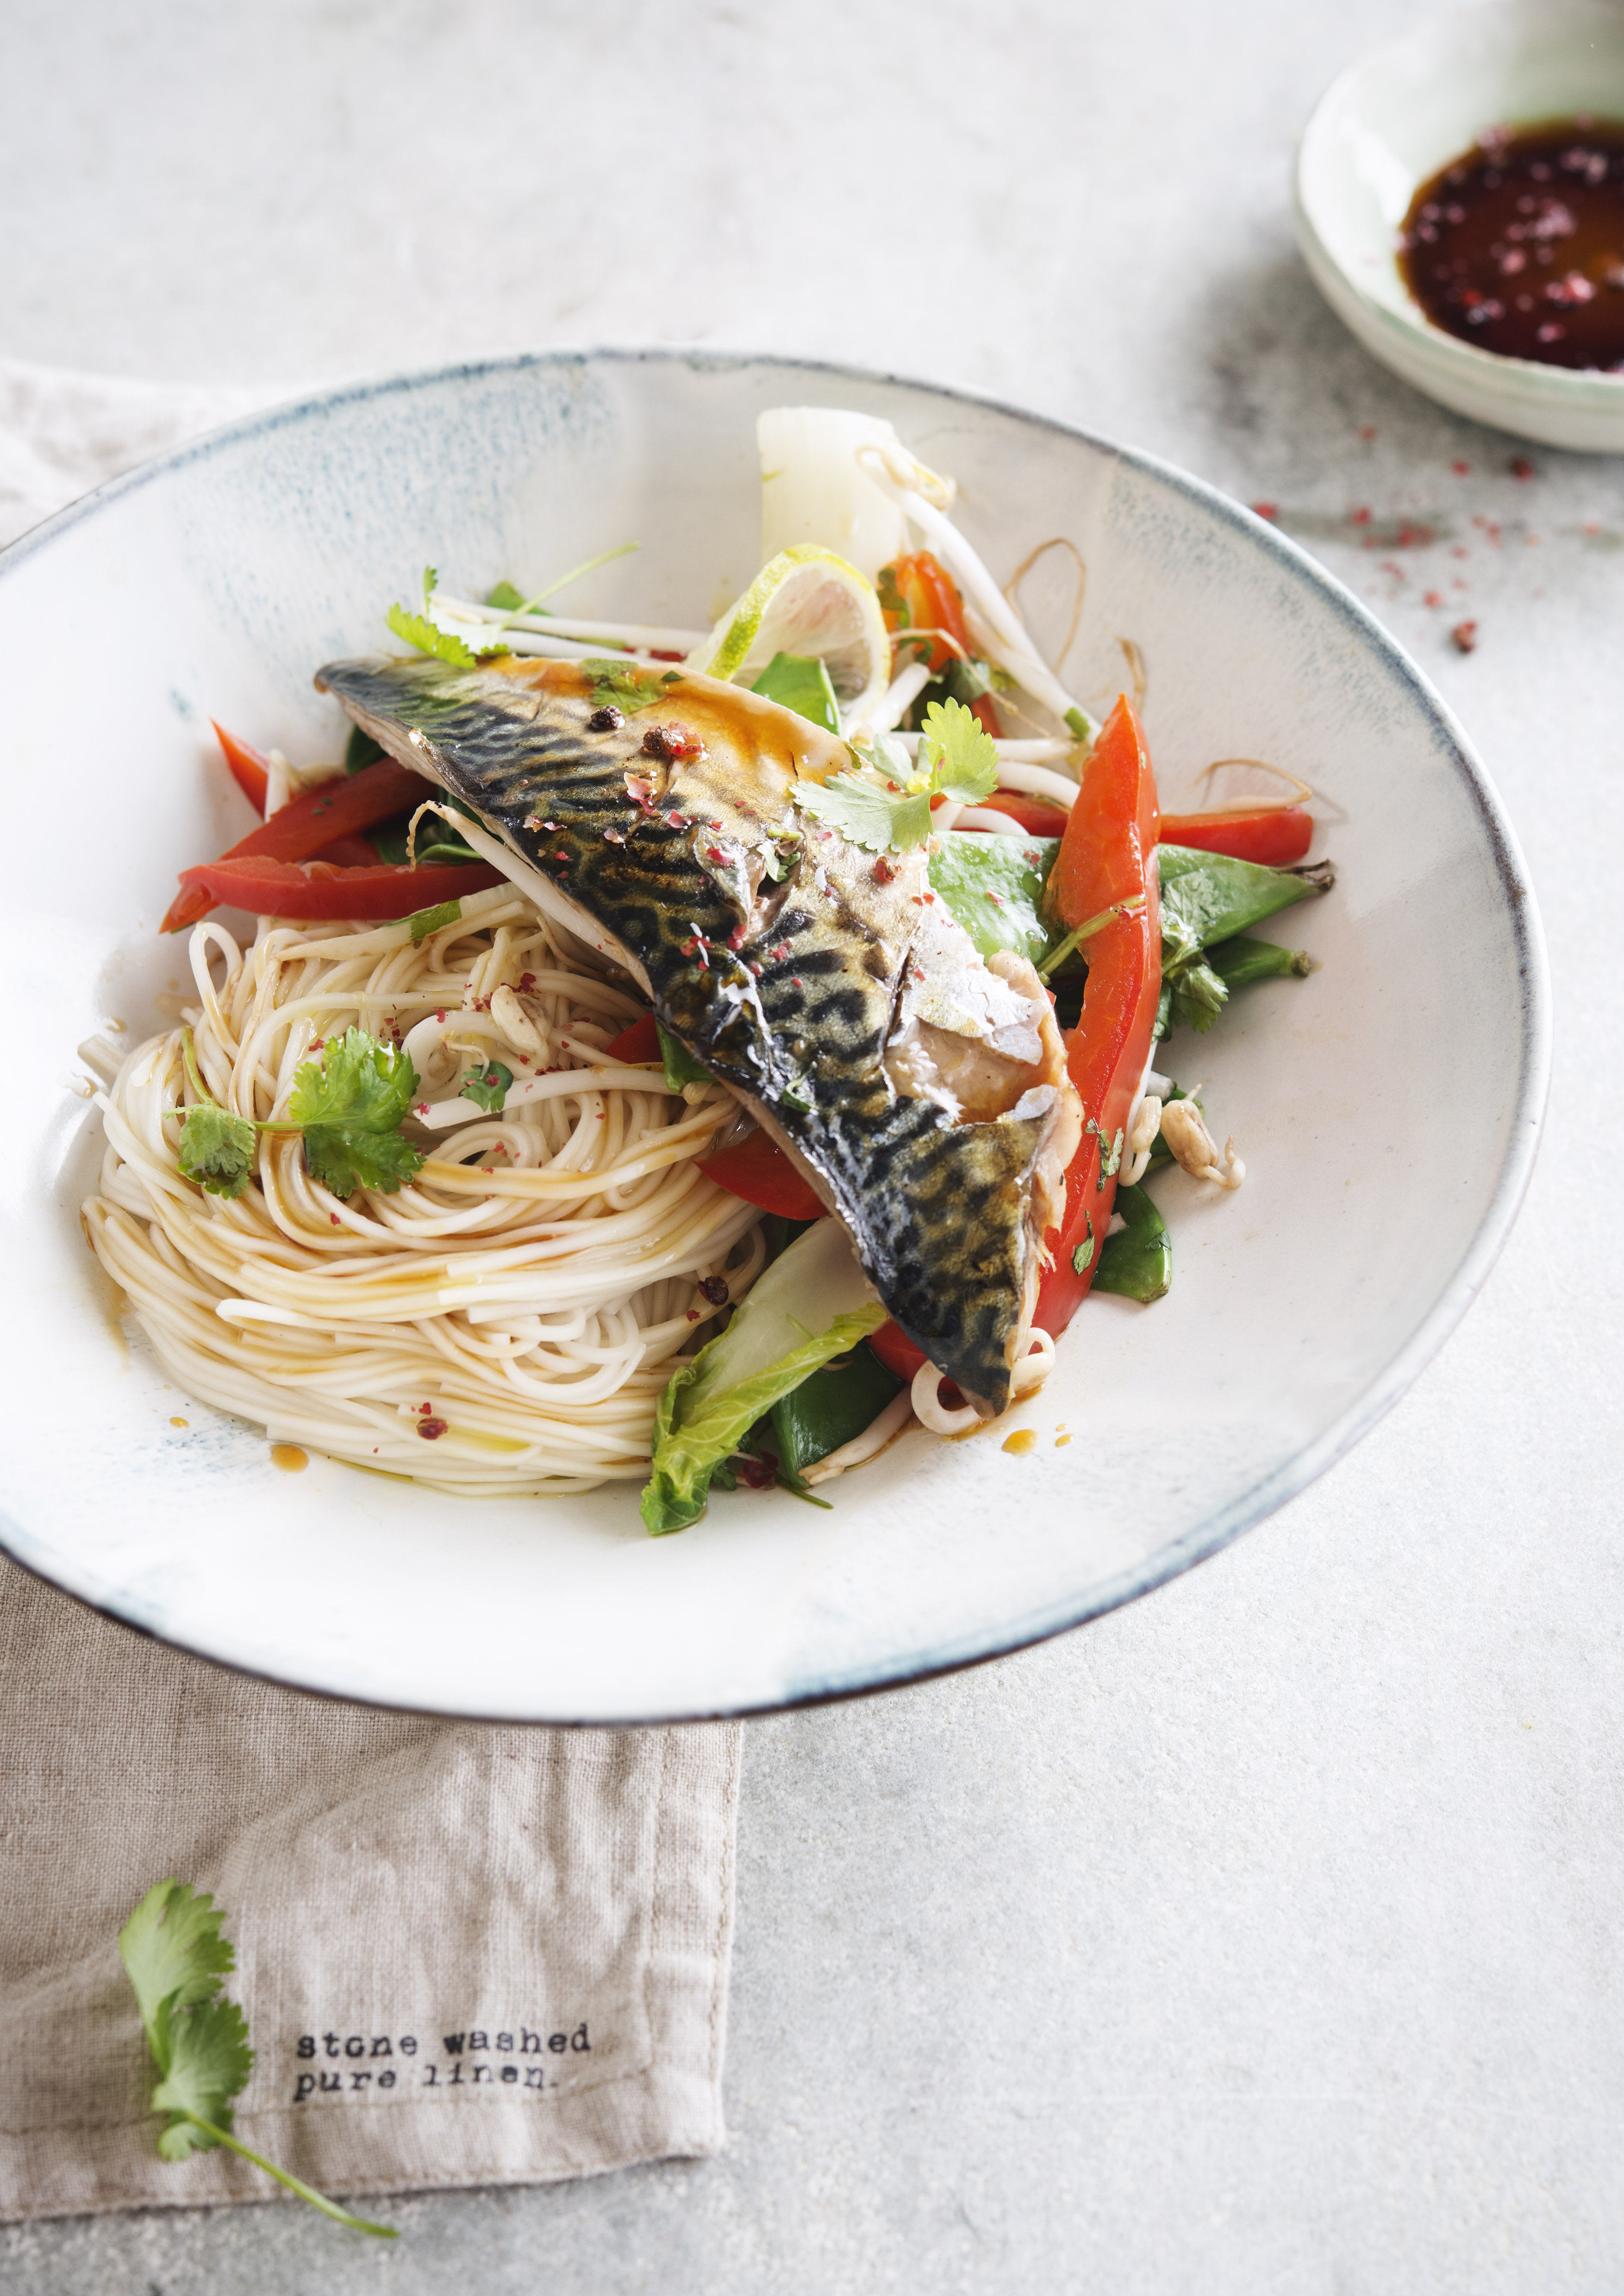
[641, 1221, 886, 1535]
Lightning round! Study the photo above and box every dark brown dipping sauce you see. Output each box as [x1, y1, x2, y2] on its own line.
[1399, 118, 1624, 370]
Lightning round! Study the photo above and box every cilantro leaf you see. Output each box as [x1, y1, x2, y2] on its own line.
[301, 1124, 425, 1199]
[176, 1104, 255, 1199]
[120, 1879, 237, 2046]
[119, 1881, 251, 2159]
[289, 1029, 426, 1199]
[583, 659, 668, 716]
[796, 771, 932, 853]
[118, 1877, 396, 2235]
[918, 696, 999, 804]
[793, 701, 997, 854]
[484, 579, 529, 611]
[385, 603, 484, 667]
[290, 1027, 418, 1134]
[460, 1058, 513, 1114]
[153, 1995, 255, 2159]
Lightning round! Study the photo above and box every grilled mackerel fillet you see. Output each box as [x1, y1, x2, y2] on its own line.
[315, 653, 1081, 1415]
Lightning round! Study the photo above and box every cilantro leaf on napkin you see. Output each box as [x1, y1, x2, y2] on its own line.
[118, 1879, 396, 2235]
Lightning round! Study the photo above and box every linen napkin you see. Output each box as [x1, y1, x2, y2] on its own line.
[0, 358, 742, 2223]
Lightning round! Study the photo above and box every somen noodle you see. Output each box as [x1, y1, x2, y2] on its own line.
[83, 883, 762, 1494]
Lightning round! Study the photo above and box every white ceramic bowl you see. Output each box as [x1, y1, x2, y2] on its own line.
[0, 352, 1549, 1722]
[1297, 0, 1624, 450]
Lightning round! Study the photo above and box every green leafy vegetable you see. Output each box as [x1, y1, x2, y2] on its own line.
[407, 897, 462, 942]
[460, 1058, 513, 1114]
[1093, 1183, 1171, 1303]
[583, 658, 668, 716]
[369, 809, 481, 868]
[176, 1103, 256, 1200]
[119, 1879, 395, 2237]
[927, 833, 1060, 966]
[484, 579, 528, 611]
[641, 1221, 886, 1534]
[344, 724, 386, 774]
[1155, 846, 1330, 1040]
[289, 1029, 426, 1199]
[750, 651, 841, 734]
[657, 1019, 713, 1094]
[769, 1340, 903, 1476]
[1165, 957, 1229, 1035]
[760, 833, 804, 884]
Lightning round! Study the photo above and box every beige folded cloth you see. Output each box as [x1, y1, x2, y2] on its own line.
[0, 362, 742, 2224]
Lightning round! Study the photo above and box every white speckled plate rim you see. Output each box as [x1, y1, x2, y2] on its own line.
[0, 348, 1552, 1721]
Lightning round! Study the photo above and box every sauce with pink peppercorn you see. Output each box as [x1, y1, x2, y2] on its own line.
[1399, 118, 1624, 370]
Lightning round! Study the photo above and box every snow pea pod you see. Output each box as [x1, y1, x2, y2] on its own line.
[1092, 1182, 1171, 1304]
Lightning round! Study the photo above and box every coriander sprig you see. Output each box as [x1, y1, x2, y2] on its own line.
[119, 1880, 396, 2238]
[172, 1025, 425, 1201]
[795, 695, 1000, 854]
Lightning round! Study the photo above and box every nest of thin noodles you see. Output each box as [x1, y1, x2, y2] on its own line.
[82, 885, 762, 1495]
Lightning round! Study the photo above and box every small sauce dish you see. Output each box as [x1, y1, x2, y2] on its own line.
[1296, 0, 1624, 449]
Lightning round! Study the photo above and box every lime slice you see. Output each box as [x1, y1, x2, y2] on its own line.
[685, 546, 890, 728]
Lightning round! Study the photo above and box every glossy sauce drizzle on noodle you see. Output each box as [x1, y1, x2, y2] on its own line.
[84, 884, 763, 1493]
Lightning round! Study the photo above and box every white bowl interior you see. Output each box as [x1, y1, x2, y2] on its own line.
[0, 355, 1546, 1722]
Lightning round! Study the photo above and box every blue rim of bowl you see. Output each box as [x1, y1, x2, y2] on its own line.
[0, 347, 1554, 1725]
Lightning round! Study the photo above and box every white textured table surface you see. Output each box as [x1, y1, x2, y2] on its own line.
[5, 1, 1621, 2288]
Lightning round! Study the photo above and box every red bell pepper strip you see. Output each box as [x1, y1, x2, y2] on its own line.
[868, 1319, 927, 1384]
[603, 1012, 662, 1064]
[697, 1129, 825, 1221]
[1034, 693, 1162, 1342]
[976, 789, 1070, 837]
[1158, 806, 1311, 867]
[308, 834, 385, 869]
[171, 855, 502, 923]
[162, 759, 438, 932]
[882, 551, 1001, 738]
[212, 722, 270, 815]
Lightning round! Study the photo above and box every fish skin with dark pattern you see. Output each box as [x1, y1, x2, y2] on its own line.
[315, 651, 1079, 1416]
